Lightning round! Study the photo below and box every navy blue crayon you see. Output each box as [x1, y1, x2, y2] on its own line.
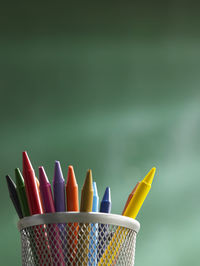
[98, 187, 111, 261]
[100, 187, 111, 213]
[6, 175, 23, 219]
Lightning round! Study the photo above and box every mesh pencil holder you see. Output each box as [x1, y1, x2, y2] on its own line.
[18, 212, 140, 266]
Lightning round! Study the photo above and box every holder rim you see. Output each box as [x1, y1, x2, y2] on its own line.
[18, 212, 140, 233]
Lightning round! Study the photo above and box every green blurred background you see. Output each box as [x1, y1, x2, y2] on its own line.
[1, 1, 200, 265]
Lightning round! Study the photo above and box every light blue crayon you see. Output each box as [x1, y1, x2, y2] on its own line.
[89, 182, 99, 265]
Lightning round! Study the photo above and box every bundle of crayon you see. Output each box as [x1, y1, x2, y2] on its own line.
[6, 151, 156, 265]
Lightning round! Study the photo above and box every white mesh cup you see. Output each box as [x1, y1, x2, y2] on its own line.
[18, 212, 140, 266]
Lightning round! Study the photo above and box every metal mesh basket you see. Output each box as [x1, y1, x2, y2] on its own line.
[18, 212, 140, 266]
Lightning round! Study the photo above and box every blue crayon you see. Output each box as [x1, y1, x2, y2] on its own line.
[97, 187, 111, 262]
[99, 187, 111, 213]
[89, 182, 99, 265]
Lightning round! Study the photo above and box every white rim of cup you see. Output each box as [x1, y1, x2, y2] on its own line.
[18, 212, 140, 233]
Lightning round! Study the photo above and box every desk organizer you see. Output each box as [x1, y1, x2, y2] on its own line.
[18, 212, 140, 265]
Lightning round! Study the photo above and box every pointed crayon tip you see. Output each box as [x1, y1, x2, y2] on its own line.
[102, 187, 111, 202]
[92, 182, 99, 212]
[6, 175, 16, 194]
[80, 169, 93, 212]
[6, 175, 23, 219]
[143, 167, 156, 185]
[39, 166, 50, 186]
[66, 165, 77, 187]
[6, 175, 15, 187]
[15, 168, 24, 187]
[83, 169, 93, 189]
[93, 182, 98, 197]
[22, 151, 34, 174]
[53, 161, 64, 184]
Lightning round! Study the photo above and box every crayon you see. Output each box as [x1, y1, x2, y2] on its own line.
[22, 151, 42, 215]
[99, 187, 111, 213]
[111, 182, 140, 264]
[98, 167, 156, 265]
[91, 182, 99, 213]
[15, 168, 40, 264]
[6, 175, 23, 219]
[122, 182, 140, 215]
[97, 187, 111, 262]
[66, 165, 79, 212]
[53, 161, 67, 263]
[80, 169, 93, 212]
[39, 167, 64, 265]
[35, 177, 44, 212]
[23, 152, 51, 264]
[77, 169, 93, 266]
[53, 161, 66, 212]
[15, 168, 30, 217]
[39, 167, 55, 213]
[123, 167, 156, 218]
[113, 182, 140, 264]
[89, 182, 99, 265]
[7, 174, 39, 264]
[66, 165, 79, 264]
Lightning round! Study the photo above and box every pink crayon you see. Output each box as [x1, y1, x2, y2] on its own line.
[39, 167, 64, 265]
[39, 167, 55, 213]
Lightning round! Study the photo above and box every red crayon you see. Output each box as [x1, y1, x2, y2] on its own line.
[22, 151, 42, 215]
[23, 152, 51, 265]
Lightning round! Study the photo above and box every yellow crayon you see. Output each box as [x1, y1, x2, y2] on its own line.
[77, 169, 93, 265]
[98, 167, 156, 265]
[123, 167, 155, 218]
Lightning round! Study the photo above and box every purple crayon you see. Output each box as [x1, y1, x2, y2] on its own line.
[53, 161, 66, 212]
[39, 166, 65, 265]
[53, 161, 67, 263]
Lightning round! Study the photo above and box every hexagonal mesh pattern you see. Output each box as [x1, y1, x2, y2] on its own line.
[20, 221, 137, 265]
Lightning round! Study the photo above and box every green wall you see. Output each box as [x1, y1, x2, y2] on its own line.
[1, 1, 200, 265]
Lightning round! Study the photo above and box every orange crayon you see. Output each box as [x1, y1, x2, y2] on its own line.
[112, 182, 140, 264]
[66, 166, 79, 264]
[35, 177, 44, 212]
[66, 166, 79, 212]
[122, 182, 140, 215]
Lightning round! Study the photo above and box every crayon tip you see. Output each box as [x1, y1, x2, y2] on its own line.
[6, 175, 23, 219]
[6, 175, 16, 192]
[22, 151, 34, 174]
[39, 166, 50, 186]
[80, 169, 93, 212]
[15, 168, 24, 187]
[53, 161, 64, 184]
[93, 182, 98, 197]
[83, 169, 93, 189]
[143, 167, 156, 185]
[102, 187, 111, 202]
[66, 165, 77, 187]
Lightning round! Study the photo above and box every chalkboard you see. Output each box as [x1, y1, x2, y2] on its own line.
[1, 2, 200, 265]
